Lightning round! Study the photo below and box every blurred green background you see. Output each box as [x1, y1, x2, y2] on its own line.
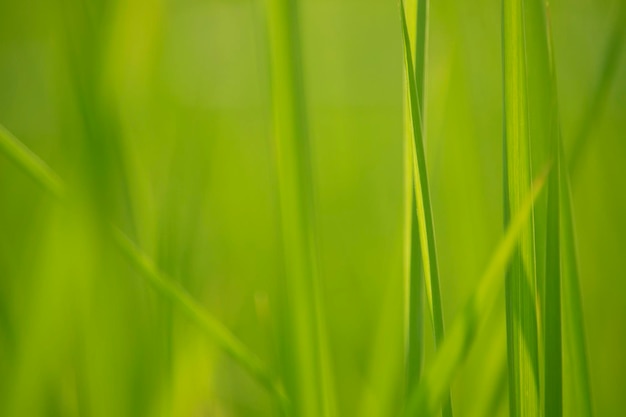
[0, 0, 624, 416]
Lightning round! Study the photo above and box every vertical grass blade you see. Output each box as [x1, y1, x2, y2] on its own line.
[401, 167, 548, 417]
[544, 145, 562, 417]
[400, 3, 452, 416]
[402, 0, 429, 399]
[560, 147, 593, 417]
[0, 122, 285, 404]
[264, 0, 335, 416]
[533, 5, 563, 417]
[502, 0, 541, 415]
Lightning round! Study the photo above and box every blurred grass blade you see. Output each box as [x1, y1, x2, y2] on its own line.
[502, 0, 541, 415]
[402, 0, 428, 398]
[0, 121, 286, 404]
[111, 228, 287, 404]
[569, 3, 626, 174]
[265, 0, 336, 416]
[0, 124, 64, 197]
[560, 146, 593, 417]
[401, 167, 549, 417]
[400, 4, 452, 417]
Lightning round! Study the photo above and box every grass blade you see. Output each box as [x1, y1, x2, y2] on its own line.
[401, 167, 549, 417]
[502, 0, 541, 415]
[403, 167, 548, 417]
[560, 147, 593, 417]
[0, 122, 286, 404]
[0, 124, 64, 197]
[401, 3, 452, 416]
[532, 5, 563, 417]
[265, 0, 336, 416]
[402, 0, 429, 398]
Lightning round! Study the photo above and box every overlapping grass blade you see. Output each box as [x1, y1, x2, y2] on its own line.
[502, 0, 542, 415]
[0, 122, 286, 404]
[401, 167, 549, 417]
[531, 4, 563, 416]
[401, 3, 451, 416]
[402, 0, 428, 398]
[265, 0, 336, 416]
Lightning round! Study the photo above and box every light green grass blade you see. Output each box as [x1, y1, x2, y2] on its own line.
[402, 0, 428, 399]
[569, 3, 626, 174]
[401, 3, 452, 416]
[0, 124, 65, 197]
[502, 0, 541, 415]
[401, 167, 549, 417]
[0, 121, 286, 405]
[265, 0, 336, 416]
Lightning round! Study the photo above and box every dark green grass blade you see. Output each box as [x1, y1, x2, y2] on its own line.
[544, 148, 562, 417]
[401, 3, 452, 416]
[265, 0, 336, 416]
[569, 3, 626, 175]
[0, 122, 286, 404]
[535, 6, 562, 417]
[401, 168, 549, 417]
[560, 145, 593, 417]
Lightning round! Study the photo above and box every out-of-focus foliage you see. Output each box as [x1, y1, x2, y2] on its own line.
[0, 0, 624, 416]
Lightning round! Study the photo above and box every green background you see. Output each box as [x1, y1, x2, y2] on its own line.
[0, 0, 624, 415]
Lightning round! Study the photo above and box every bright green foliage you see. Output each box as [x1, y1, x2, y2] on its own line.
[0, 122, 285, 405]
[0, 0, 622, 416]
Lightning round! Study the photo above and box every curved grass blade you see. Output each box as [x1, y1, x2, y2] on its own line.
[401, 3, 452, 416]
[400, 167, 549, 417]
[264, 0, 336, 415]
[0, 122, 287, 405]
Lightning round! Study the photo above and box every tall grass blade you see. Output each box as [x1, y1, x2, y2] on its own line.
[402, 0, 429, 399]
[401, 3, 451, 416]
[0, 122, 286, 404]
[533, 5, 563, 417]
[265, 0, 336, 416]
[401, 167, 549, 417]
[502, 0, 541, 414]
[560, 147, 593, 417]
[544, 141, 562, 417]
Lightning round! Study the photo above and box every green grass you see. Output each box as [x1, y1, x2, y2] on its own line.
[0, 122, 286, 404]
[401, 3, 452, 416]
[0, 0, 619, 416]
